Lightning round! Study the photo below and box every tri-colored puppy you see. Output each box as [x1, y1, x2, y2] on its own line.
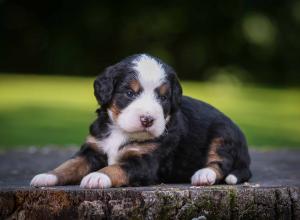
[31, 54, 251, 188]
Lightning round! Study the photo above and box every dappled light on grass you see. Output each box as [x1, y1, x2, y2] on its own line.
[0, 74, 299, 148]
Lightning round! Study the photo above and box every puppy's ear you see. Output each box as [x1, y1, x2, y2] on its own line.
[94, 65, 119, 107]
[171, 73, 182, 113]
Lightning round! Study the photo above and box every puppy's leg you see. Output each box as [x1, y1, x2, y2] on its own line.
[80, 164, 127, 188]
[80, 143, 159, 188]
[30, 141, 107, 187]
[191, 137, 233, 186]
[225, 167, 252, 185]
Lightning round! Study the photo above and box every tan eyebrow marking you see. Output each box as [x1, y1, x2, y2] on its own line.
[129, 79, 141, 93]
[158, 83, 169, 96]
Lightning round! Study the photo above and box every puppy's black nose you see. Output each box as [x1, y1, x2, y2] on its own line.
[140, 115, 154, 128]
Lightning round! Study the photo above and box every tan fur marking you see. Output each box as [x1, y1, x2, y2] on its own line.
[86, 135, 97, 144]
[208, 164, 223, 179]
[51, 157, 90, 185]
[109, 101, 121, 121]
[206, 138, 224, 179]
[99, 165, 128, 187]
[159, 83, 169, 96]
[206, 138, 223, 164]
[85, 135, 99, 151]
[129, 79, 141, 93]
[118, 142, 158, 161]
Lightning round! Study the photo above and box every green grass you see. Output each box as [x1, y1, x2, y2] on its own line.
[0, 74, 300, 149]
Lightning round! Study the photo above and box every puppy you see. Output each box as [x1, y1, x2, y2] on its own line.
[31, 54, 251, 188]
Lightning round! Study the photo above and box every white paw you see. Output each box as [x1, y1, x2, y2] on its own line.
[225, 174, 238, 185]
[80, 172, 112, 189]
[30, 173, 58, 187]
[191, 168, 217, 186]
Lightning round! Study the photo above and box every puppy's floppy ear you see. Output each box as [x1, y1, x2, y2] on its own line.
[94, 65, 119, 107]
[170, 73, 182, 113]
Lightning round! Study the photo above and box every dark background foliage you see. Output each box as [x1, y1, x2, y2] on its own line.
[0, 0, 299, 86]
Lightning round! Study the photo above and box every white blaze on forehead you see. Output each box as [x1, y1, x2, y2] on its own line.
[132, 54, 166, 88]
[113, 54, 167, 138]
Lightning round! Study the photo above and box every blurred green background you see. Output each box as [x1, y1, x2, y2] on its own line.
[0, 1, 299, 149]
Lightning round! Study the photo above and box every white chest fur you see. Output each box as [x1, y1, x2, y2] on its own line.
[97, 127, 128, 165]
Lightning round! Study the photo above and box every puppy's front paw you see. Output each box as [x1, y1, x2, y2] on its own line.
[80, 172, 112, 189]
[225, 174, 238, 185]
[191, 168, 217, 186]
[30, 173, 58, 187]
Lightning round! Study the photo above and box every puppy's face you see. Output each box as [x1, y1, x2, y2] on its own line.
[94, 54, 182, 140]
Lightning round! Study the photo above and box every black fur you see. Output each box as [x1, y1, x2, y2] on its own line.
[80, 54, 251, 186]
[93, 55, 139, 108]
[75, 143, 107, 172]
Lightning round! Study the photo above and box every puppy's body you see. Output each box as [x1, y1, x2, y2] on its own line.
[160, 96, 251, 184]
[31, 54, 251, 188]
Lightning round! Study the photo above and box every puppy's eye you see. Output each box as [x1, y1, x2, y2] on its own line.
[126, 90, 135, 98]
[159, 95, 167, 101]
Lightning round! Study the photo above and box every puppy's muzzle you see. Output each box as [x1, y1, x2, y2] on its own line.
[140, 115, 154, 128]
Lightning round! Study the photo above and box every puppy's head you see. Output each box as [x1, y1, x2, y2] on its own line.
[94, 54, 182, 139]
